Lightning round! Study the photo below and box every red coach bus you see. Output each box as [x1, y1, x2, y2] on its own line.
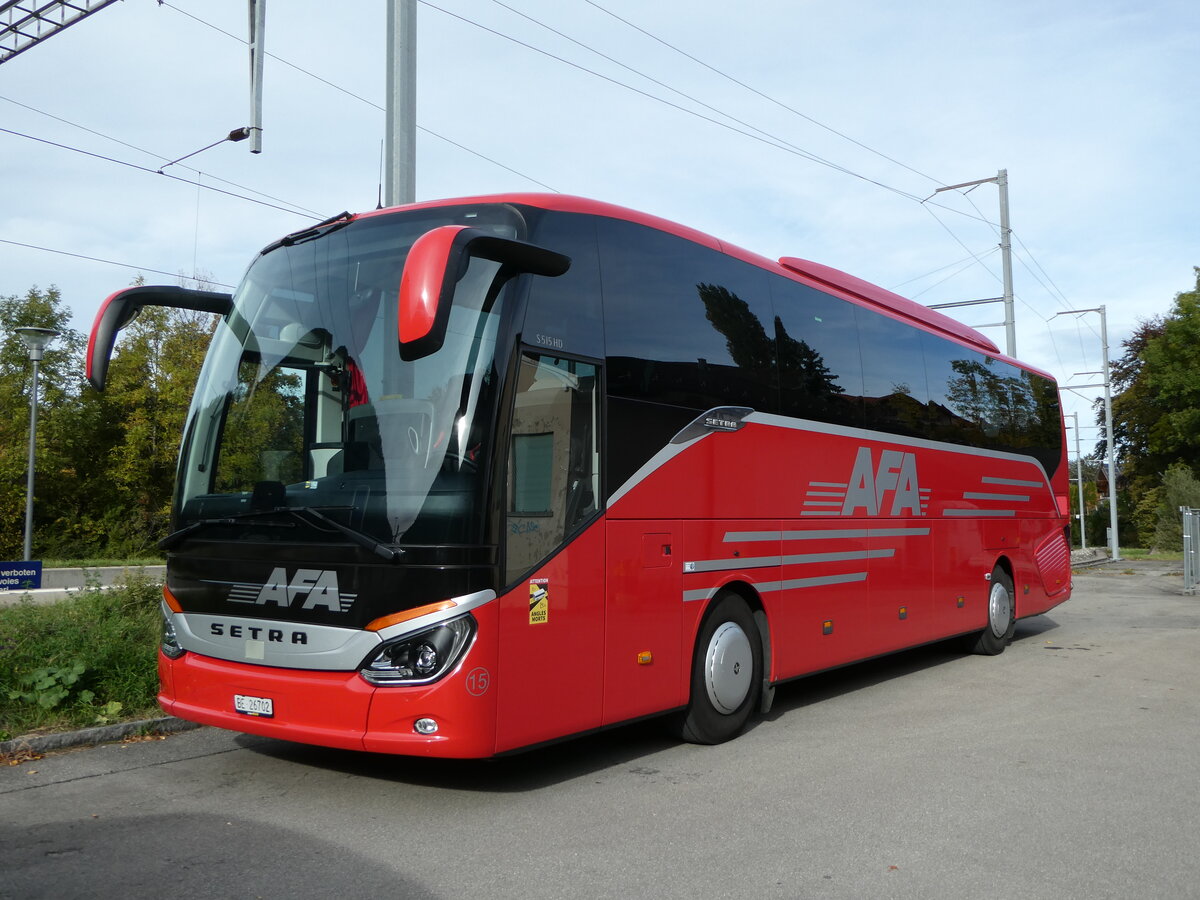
[88, 194, 1071, 757]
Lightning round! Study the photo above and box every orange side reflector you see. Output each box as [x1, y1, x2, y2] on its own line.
[822, 620, 834, 635]
[956, 596, 966, 608]
[366, 600, 457, 632]
[636, 650, 653, 665]
[162, 585, 183, 613]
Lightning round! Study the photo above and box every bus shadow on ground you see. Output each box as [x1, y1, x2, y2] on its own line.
[236, 615, 1061, 792]
[762, 614, 1060, 723]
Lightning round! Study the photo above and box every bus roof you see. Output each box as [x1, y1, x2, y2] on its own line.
[367, 193, 1003, 356]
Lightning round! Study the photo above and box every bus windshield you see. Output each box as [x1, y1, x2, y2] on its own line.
[175, 205, 526, 548]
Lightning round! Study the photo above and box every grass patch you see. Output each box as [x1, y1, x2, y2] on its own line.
[40, 557, 165, 569]
[0, 572, 163, 741]
[1116, 548, 1184, 561]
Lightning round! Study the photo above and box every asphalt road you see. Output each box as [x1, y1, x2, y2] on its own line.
[3, 560, 1198, 900]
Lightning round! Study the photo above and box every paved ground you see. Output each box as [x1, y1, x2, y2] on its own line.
[2, 559, 1197, 900]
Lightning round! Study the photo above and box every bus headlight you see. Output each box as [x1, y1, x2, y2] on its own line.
[360, 615, 475, 685]
[161, 611, 186, 659]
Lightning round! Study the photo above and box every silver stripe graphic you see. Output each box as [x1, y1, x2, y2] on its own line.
[759, 573, 869, 592]
[944, 509, 1016, 517]
[964, 492, 1030, 502]
[983, 476, 1045, 488]
[723, 527, 931, 543]
[809, 481, 848, 488]
[682, 571, 868, 603]
[684, 548, 896, 574]
[685, 555, 781, 573]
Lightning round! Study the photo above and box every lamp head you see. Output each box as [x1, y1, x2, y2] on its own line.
[14, 327, 59, 361]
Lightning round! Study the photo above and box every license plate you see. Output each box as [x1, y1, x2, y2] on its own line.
[234, 694, 274, 717]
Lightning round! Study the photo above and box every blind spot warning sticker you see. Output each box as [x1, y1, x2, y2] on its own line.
[529, 579, 549, 625]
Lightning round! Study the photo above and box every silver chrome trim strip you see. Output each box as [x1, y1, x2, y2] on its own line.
[173, 589, 498, 671]
[175, 613, 380, 671]
[944, 509, 1016, 517]
[964, 492, 1030, 502]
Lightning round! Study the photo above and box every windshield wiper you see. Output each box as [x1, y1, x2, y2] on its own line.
[159, 509, 298, 551]
[261, 211, 353, 254]
[159, 505, 402, 562]
[287, 506, 402, 562]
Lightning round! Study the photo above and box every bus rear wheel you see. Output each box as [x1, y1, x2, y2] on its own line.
[677, 592, 762, 745]
[969, 566, 1016, 655]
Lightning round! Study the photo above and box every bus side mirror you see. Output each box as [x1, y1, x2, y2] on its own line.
[87, 285, 233, 390]
[398, 225, 570, 361]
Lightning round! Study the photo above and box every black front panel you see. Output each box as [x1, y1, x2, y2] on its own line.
[168, 542, 496, 630]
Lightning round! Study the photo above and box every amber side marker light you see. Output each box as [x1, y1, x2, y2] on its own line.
[366, 600, 458, 633]
[162, 585, 183, 613]
[636, 650, 653, 665]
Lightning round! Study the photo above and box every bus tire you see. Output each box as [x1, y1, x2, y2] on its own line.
[678, 592, 762, 745]
[969, 566, 1016, 655]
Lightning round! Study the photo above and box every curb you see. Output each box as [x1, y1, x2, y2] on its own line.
[0, 716, 201, 758]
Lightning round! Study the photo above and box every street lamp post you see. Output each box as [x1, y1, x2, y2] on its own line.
[15, 326, 59, 561]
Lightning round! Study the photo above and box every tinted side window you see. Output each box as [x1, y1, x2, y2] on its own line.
[856, 308, 930, 438]
[771, 278, 863, 428]
[523, 211, 604, 359]
[923, 336, 995, 448]
[599, 218, 777, 414]
[925, 334, 1062, 475]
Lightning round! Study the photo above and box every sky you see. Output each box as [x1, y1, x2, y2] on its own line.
[2, 0, 1197, 449]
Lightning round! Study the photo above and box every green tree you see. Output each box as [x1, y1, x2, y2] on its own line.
[1150, 464, 1200, 551]
[101, 305, 217, 550]
[1110, 269, 1200, 480]
[0, 286, 88, 559]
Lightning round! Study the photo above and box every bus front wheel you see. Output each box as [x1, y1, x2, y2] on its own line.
[677, 592, 762, 744]
[969, 566, 1016, 655]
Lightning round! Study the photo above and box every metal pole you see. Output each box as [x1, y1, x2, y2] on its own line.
[1099, 304, 1120, 560]
[384, 0, 417, 206]
[1053, 307, 1119, 559]
[22, 352, 40, 561]
[997, 169, 1015, 358]
[931, 172, 1015, 357]
[248, 0, 265, 153]
[1069, 412, 1086, 550]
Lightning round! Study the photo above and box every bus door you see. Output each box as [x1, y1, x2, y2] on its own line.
[495, 352, 605, 752]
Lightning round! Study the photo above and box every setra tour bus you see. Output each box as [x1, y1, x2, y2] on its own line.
[87, 194, 1071, 757]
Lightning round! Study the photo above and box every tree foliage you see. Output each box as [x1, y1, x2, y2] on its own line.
[1, 283, 214, 559]
[1107, 268, 1200, 547]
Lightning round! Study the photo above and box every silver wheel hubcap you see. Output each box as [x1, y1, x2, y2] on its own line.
[988, 580, 1012, 638]
[705, 621, 753, 714]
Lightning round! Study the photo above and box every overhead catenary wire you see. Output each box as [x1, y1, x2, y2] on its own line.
[0, 126, 318, 219]
[0, 94, 326, 219]
[419, 0, 997, 224]
[7, 0, 1085, 385]
[580, 0, 945, 186]
[158, 0, 558, 192]
[0, 237, 236, 288]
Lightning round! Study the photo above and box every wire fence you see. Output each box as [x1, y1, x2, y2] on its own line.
[1183, 508, 1200, 595]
